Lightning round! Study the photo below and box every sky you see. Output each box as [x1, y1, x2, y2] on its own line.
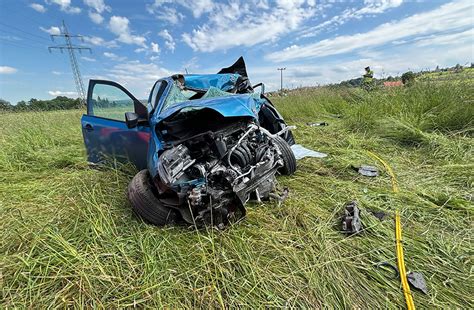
[0, 0, 473, 103]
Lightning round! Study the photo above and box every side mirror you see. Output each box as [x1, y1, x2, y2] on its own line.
[125, 112, 139, 128]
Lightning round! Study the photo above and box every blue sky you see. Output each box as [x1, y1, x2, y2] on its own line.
[0, 0, 472, 103]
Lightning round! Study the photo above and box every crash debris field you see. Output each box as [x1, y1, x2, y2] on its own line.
[1, 81, 473, 308]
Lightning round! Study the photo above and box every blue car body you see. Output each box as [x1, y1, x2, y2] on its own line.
[81, 57, 295, 227]
[82, 74, 286, 174]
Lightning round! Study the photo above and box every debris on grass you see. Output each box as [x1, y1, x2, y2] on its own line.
[407, 272, 428, 294]
[353, 164, 379, 177]
[341, 201, 362, 234]
[291, 144, 327, 159]
[306, 121, 329, 127]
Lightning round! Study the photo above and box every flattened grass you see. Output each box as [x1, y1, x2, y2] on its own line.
[1, 82, 473, 308]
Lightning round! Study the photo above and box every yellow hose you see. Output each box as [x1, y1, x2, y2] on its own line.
[366, 151, 415, 309]
[366, 150, 399, 193]
[396, 211, 415, 310]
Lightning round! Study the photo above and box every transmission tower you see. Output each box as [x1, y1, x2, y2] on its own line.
[48, 20, 91, 105]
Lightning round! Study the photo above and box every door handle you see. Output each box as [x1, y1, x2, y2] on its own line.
[84, 124, 94, 132]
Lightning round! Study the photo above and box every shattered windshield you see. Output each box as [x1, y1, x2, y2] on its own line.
[162, 82, 197, 111]
[161, 82, 237, 111]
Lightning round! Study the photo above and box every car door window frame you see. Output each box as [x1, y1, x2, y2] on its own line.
[87, 79, 148, 122]
[149, 79, 168, 114]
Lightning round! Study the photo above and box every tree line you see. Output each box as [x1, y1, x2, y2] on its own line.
[0, 96, 82, 112]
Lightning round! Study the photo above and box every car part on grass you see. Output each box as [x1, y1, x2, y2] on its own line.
[407, 272, 428, 294]
[370, 209, 388, 221]
[308, 122, 329, 126]
[306, 122, 329, 127]
[341, 201, 362, 234]
[269, 187, 290, 207]
[353, 165, 379, 177]
[291, 144, 327, 160]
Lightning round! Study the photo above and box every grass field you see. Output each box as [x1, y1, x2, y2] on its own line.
[1, 81, 473, 308]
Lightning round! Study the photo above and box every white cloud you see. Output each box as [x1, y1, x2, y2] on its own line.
[0, 66, 18, 74]
[159, 29, 175, 52]
[153, 7, 184, 25]
[298, 0, 403, 39]
[83, 35, 117, 47]
[29, 3, 47, 13]
[182, 1, 316, 52]
[103, 52, 126, 61]
[81, 56, 96, 62]
[46, 0, 81, 14]
[267, 0, 473, 62]
[83, 0, 110, 13]
[108, 16, 146, 47]
[51, 70, 62, 75]
[48, 90, 78, 97]
[39, 26, 61, 35]
[134, 48, 146, 53]
[88, 12, 104, 24]
[103, 60, 173, 98]
[151, 42, 160, 53]
[146, 0, 213, 20]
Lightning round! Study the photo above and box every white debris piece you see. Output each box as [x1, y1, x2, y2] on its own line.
[291, 144, 327, 160]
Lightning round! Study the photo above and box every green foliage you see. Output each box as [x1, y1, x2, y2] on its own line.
[0, 96, 81, 112]
[401, 71, 415, 85]
[1, 81, 473, 308]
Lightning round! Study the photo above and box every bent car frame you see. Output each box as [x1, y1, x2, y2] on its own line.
[81, 57, 296, 228]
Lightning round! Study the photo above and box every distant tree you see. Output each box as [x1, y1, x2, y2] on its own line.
[471, 62, 474, 68]
[435, 65, 440, 72]
[454, 63, 463, 73]
[0, 98, 12, 110]
[386, 76, 394, 81]
[401, 71, 415, 86]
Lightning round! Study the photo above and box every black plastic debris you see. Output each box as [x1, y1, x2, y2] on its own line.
[355, 165, 379, 177]
[306, 122, 329, 127]
[370, 209, 388, 221]
[341, 201, 362, 234]
[407, 271, 428, 294]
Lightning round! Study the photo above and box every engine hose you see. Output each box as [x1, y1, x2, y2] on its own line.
[231, 148, 248, 167]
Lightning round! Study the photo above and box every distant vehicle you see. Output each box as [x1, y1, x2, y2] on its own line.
[81, 57, 296, 228]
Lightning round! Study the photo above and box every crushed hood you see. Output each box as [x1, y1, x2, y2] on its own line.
[155, 94, 263, 124]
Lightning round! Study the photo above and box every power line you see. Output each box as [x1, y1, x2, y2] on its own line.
[0, 29, 49, 46]
[49, 20, 91, 105]
[0, 21, 50, 42]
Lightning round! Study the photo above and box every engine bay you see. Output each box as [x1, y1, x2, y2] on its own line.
[153, 111, 287, 228]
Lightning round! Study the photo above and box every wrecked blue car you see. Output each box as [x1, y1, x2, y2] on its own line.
[81, 57, 296, 227]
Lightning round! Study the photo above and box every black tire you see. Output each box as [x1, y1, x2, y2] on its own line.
[273, 135, 297, 175]
[128, 170, 178, 226]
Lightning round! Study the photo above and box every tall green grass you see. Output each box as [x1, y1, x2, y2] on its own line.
[1, 82, 473, 308]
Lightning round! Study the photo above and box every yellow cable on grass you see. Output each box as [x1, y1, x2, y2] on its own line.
[366, 150, 399, 193]
[396, 211, 415, 310]
[366, 151, 415, 309]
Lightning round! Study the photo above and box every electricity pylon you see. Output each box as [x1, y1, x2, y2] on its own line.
[48, 20, 91, 105]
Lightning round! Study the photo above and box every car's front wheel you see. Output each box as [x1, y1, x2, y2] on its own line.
[273, 135, 297, 175]
[128, 170, 179, 226]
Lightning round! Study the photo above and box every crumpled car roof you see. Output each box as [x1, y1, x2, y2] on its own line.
[184, 74, 241, 92]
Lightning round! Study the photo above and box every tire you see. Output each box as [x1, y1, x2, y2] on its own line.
[273, 135, 297, 175]
[127, 170, 179, 226]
